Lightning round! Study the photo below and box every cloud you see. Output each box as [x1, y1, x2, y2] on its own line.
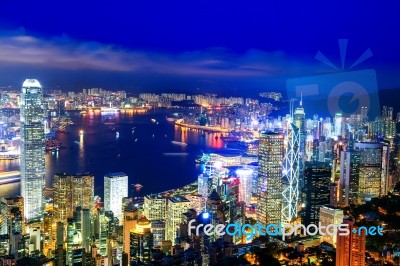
[0, 30, 313, 79]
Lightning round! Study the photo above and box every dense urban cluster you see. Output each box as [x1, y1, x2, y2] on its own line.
[1, 79, 400, 266]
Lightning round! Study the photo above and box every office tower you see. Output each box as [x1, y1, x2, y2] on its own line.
[166, 196, 190, 245]
[257, 132, 284, 226]
[236, 168, 253, 205]
[198, 173, 209, 199]
[53, 173, 94, 225]
[143, 194, 167, 221]
[354, 142, 389, 202]
[151, 220, 166, 247]
[334, 113, 343, 138]
[104, 172, 128, 223]
[123, 208, 139, 261]
[97, 210, 109, 256]
[319, 206, 344, 247]
[339, 149, 361, 206]
[361, 106, 368, 123]
[130, 216, 153, 264]
[294, 97, 306, 189]
[336, 218, 366, 266]
[20, 79, 45, 222]
[66, 218, 82, 266]
[282, 122, 300, 223]
[301, 162, 331, 226]
[0, 196, 24, 235]
[80, 208, 91, 252]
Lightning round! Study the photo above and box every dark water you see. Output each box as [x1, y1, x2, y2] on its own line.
[1, 110, 233, 199]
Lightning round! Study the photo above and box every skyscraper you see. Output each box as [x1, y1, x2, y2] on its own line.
[339, 149, 361, 206]
[336, 218, 366, 266]
[282, 122, 300, 223]
[20, 79, 46, 222]
[53, 173, 94, 225]
[301, 162, 331, 226]
[236, 168, 253, 206]
[104, 172, 128, 223]
[257, 132, 284, 226]
[354, 142, 389, 202]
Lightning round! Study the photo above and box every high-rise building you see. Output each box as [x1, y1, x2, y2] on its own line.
[20, 79, 46, 222]
[53, 173, 94, 225]
[282, 122, 300, 223]
[301, 162, 331, 226]
[336, 218, 366, 266]
[318, 206, 344, 247]
[0, 197, 24, 235]
[257, 132, 284, 226]
[130, 216, 153, 264]
[143, 194, 167, 221]
[166, 196, 190, 245]
[104, 172, 128, 223]
[236, 168, 253, 205]
[354, 142, 389, 202]
[339, 149, 361, 206]
[123, 208, 139, 262]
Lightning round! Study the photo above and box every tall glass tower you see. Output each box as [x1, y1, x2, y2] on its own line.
[20, 79, 45, 222]
[257, 132, 284, 225]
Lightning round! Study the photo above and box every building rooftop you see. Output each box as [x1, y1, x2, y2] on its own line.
[105, 172, 127, 178]
[169, 196, 190, 203]
[22, 79, 41, 88]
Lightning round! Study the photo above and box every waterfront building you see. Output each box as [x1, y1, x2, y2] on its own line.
[143, 194, 167, 221]
[20, 79, 46, 222]
[104, 172, 128, 223]
[166, 196, 190, 245]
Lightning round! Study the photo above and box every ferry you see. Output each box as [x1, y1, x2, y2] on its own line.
[46, 139, 62, 151]
[100, 107, 120, 114]
[0, 154, 19, 160]
[0, 171, 20, 184]
[171, 141, 188, 146]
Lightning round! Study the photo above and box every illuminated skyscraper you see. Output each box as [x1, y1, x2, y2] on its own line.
[257, 132, 284, 225]
[301, 162, 331, 226]
[104, 172, 128, 223]
[20, 79, 46, 222]
[319, 206, 344, 247]
[143, 194, 167, 221]
[339, 149, 361, 206]
[166, 196, 190, 245]
[282, 122, 300, 223]
[53, 173, 94, 225]
[236, 168, 253, 205]
[336, 218, 366, 266]
[354, 142, 389, 202]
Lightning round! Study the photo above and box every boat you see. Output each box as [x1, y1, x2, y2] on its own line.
[100, 107, 120, 114]
[0, 171, 20, 184]
[171, 141, 188, 146]
[221, 136, 240, 142]
[74, 141, 80, 144]
[0, 154, 19, 160]
[46, 139, 62, 151]
[151, 118, 157, 123]
[116, 132, 120, 138]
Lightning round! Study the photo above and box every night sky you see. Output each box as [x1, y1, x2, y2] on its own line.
[0, 1, 399, 95]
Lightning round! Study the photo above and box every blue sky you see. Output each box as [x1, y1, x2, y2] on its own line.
[0, 1, 399, 95]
